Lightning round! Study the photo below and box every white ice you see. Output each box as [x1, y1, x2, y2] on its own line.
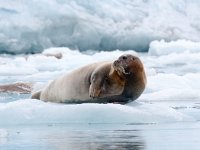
[1, 0, 200, 53]
[0, 40, 200, 125]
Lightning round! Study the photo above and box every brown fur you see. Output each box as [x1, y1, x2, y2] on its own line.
[32, 54, 146, 104]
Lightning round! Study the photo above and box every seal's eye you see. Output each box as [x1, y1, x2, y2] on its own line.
[122, 56, 127, 60]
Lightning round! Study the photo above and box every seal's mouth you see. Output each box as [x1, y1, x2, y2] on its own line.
[113, 60, 130, 75]
[119, 66, 130, 75]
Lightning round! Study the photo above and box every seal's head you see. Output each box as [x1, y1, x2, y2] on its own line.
[113, 54, 144, 76]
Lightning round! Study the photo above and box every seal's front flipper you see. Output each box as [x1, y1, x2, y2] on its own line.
[89, 77, 102, 98]
[89, 71, 104, 99]
[89, 85, 101, 98]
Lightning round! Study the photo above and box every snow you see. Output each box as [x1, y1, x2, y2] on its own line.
[0, 40, 200, 125]
[1, 0, 200, 53]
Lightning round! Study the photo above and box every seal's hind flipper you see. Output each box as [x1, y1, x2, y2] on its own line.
[31, 91, 41, 99]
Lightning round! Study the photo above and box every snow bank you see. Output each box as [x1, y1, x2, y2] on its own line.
[1, 0, 200, 53]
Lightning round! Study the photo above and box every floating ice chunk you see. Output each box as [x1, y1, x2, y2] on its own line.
[0, 100, 193, 125]
[149, 40, 200, 56]
[140, 88, 200, 101]
[0, 129, 8, 138]
[0, 56, 37, 76]
[0, 129, 8, 145]
[0, 47, 199, 125]
[141, 73, 200, 101]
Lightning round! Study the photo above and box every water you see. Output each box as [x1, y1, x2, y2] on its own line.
[1, 121, 200, 150]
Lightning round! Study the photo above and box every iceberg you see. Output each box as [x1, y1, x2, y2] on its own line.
[1, 0, 200, 53]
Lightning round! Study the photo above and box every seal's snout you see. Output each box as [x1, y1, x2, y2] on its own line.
[115, 55, 129, 65]
[114, 55, 128, 67]
[114, 60, 119, 66]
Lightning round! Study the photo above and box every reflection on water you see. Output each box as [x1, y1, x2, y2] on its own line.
[1, 123, 200, 150]
[0, 126, 145, 150]
[47, 129, 145, 150]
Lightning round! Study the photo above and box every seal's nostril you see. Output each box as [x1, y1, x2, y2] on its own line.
[114, 60, 119, 64]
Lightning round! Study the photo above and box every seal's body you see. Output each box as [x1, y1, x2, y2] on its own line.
[32, 54, 146, 103]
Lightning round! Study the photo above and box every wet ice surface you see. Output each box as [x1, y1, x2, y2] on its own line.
[0, 40, 200, 149]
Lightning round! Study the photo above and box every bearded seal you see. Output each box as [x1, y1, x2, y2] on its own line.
[32, 54, 146, 103]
